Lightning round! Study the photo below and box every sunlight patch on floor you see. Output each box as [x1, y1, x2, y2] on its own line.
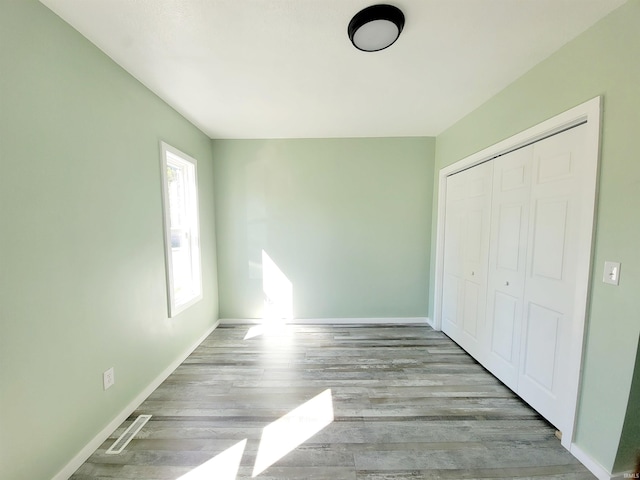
[243, 320, 292, 340]
[252, 389, 334, 477]
[244, 324, 267, 340]
[176, 439, 246, 480]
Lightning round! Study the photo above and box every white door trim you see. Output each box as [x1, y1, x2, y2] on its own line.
[432, 96, 602, 450]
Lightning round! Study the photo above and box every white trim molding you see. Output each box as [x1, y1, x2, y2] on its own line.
[219, 317, 430, 325]
[570, 443, 627, 480]
[52, 321, 219, 480]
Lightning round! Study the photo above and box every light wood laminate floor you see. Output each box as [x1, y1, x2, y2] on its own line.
[71, 324, 595, 479]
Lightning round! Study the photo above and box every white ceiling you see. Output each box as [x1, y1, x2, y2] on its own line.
[40, 0, 626, 139]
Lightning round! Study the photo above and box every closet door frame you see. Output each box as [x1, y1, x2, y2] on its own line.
[432, 96, 602, 450]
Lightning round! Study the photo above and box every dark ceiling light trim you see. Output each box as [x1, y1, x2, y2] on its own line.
[348, 4, 405, 52]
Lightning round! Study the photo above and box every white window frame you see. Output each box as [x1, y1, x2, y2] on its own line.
[159, 141, 203, 317]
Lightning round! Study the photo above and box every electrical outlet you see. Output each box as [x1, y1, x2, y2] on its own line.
[103, 367, 115, 390]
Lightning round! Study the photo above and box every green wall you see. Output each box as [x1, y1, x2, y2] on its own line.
[432, 0, 640, 473]
[0, 2, 218, 480]
[614, 339, 640, 472]
[3, 0, 638, 477]
[212, 138, 435, 319]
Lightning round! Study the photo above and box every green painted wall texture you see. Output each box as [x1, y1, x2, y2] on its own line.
[0, 2, 219, 480]
[432, 0, 640, 473]
[212, 137, 435, 319]
[615, 339, 640, 472]
[2, 0, 639, 477]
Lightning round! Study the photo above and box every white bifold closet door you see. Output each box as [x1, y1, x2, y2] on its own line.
[441, 161, 493, 361]
[443, 123, 588, 434]
[484, 145, 533, 392]
[517, 125, 587, 429]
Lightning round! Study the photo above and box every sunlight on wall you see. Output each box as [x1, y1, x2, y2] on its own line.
[252, 389, 334, 477]
[176, 439, 246, 480]
[262, 250, 293, 321]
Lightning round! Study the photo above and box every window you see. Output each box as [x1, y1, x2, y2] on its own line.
[160, 142, 202, 317]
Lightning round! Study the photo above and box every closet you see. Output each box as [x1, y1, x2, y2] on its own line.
[441, 123, 588, 434]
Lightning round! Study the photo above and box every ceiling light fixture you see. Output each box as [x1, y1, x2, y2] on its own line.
[348, 4, 405, 52]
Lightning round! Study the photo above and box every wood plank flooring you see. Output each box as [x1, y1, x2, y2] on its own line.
[71, 324, 595, 479]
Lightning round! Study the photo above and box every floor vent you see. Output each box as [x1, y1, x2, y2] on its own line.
[105, 414, 152, 455]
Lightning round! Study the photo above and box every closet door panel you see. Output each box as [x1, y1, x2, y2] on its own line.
[531, 199, 569, 281]
[442, 273, 462, 328]
[518, 124, 587, 432]
[522, 303, 561, 391]
[442, 161, 493, 360]
[490, 291, 518, 362]
[459, 163, 493, 359]
[496, 204, 524, 271]
[462, 281, 480, 338]
[441, 174, 466, 339]
[484, 146, 533, 391]
[461, 204, 486, 341]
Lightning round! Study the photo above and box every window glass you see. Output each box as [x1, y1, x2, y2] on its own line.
[160, 142, 202, 316]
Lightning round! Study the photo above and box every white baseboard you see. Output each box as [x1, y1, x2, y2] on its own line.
[219, 317, 430, 325]
[52, 321, 219, 480]
[570, 443, 619, 480]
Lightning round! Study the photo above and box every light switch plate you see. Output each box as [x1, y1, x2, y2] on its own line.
[603, 261, 621, 285]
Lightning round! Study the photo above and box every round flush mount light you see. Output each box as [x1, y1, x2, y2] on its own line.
[348, 4, 405, 52]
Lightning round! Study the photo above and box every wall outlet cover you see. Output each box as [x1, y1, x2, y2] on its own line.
[103, 367, 115, 390]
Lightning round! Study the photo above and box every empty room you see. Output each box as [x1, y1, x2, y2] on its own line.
[1, 1, 639, 479]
